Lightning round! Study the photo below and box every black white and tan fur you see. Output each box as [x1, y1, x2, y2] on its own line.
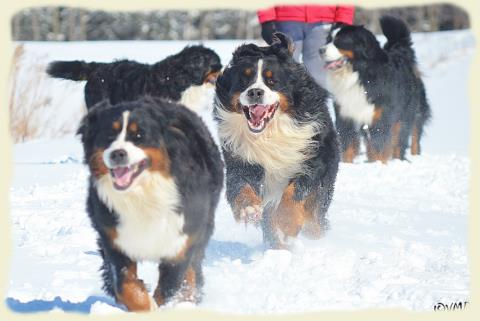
[214, 32, 339, 249]
[47, 45, 222, 114]
[320, 16, 431, 163]
[78, 97, 223, 311]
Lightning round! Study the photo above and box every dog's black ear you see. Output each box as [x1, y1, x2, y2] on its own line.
[232, 44, 263, 62]
[76, 101, 110, 145]
[271, 32, 295, 56]
[77, 107, 97, 145]
[358, 28, 386, 61]
[215, 68, 233, 107]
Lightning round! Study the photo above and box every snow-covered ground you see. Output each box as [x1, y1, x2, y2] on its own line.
[6, 30, 474, 314]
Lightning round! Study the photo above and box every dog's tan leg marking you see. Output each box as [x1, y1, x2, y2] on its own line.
[270, 183, 309, 248]
[366, 121, 401, 164]
[116, 263, 156, 312]
[411, 125, 420, 155]
[343, 136, 360, 163]
[178, 265, 197, 303]
[372, 106, 384, 125]
[391, 121, 402, 159]
[233, 185, 262, 223]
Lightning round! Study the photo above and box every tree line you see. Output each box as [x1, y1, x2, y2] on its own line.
[11, 4, 469, 41]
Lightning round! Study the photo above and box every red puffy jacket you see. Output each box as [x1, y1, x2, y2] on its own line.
[257, 5, 355, 25]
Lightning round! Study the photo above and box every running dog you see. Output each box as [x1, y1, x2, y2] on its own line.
[47, 45, 222, 114]
[78, 97, 223, 311]
[214, 33, 339, 249]
[320, 16, 431, 163]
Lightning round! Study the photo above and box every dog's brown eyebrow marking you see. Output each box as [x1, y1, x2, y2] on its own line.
[128, 122, 138, 133]
[112, 121, 121, 131]
[264, 70, 273, 78]
[244, 68, 252, 76]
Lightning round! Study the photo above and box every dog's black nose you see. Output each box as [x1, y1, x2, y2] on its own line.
[247, 88, 264, 99]
[110, 149, 128, 165]
[319, 47, 326, 55]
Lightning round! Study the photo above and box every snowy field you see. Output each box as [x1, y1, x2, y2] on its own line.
[6, 30, 474, 314]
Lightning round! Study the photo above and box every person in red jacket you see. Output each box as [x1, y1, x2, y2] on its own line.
[258, 5, 355, 88]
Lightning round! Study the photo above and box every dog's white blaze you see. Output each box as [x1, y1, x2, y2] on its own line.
[324, 42, 344, 62]
[239, 59, 279, 106]
[217, 107, 319, 207]
[103, 111, 147, 169]
[118, 111, 129, 141]
[180, 83, 215, 114]
[331, 27, 340, 39]
[326, 64, 375, 126]
[96, 171, 187, 261]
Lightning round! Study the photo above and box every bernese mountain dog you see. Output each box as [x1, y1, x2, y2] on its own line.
[320, 16, 431, 163]
[77, 97, 223, 311]
[214, 33, 339, 249]
[47, 45, 222, 113]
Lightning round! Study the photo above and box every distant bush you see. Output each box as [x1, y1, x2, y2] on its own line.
[11, 4, 470, 41]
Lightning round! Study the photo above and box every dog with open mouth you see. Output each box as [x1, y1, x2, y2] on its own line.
[214, 32, 339, 249]
[78, 97, 223, 311]
[320, 16, 431, 163]
[47, 45, 222, 114]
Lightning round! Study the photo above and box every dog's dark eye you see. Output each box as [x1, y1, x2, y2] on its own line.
[107, 130, 118, 140]
[128, 130, 143, 141]
[266, 78, 275, 86]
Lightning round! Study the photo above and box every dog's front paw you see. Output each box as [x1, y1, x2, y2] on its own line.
[233, 185, 262, 225]
[239, 204, 263, 225]
[148, 296, 159, 311]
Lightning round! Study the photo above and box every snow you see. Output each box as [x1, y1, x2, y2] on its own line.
[7, 30, 473, 314]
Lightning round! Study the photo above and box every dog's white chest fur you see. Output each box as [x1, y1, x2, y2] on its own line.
[327, 65, 375, 126]
[217, 109, 318, 206]
[96, 172, 187, 261]
[180, 83, 215, 114]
